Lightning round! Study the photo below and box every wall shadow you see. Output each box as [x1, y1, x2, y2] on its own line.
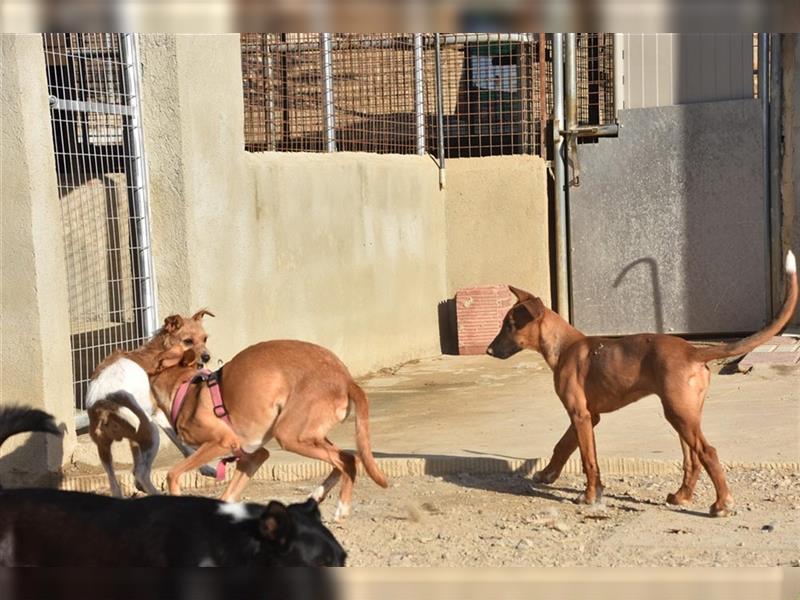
[437, 299, 459, 355]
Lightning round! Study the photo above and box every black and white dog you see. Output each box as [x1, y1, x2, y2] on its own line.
[0, 406, 346, 566]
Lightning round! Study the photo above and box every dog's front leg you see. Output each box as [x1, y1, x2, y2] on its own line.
[167, 441, 230, 495]
[154, 412, 218, 478]
[566, 402, 604, 505]
[533, 413, 600, 485]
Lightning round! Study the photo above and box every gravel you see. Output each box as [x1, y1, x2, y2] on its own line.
[224, 466, 800, 567]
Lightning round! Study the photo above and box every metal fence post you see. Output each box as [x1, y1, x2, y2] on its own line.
[320, 33, 336, 152]
[613, 33, 624, 117]
[552, 33, 570, 321]
[413, 33, 425, 156]
[434, 33, 445, 188]
[121, 33, 158, 339]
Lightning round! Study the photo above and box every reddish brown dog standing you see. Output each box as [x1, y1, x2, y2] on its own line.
[149, 340, 388, 521]
[487, 251, 797, 517]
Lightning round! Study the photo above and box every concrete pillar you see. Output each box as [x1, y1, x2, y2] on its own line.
[0, 34, 75, 479]
[137, 34, 251, 361]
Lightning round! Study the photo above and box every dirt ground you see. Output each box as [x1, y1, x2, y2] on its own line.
[185, 466, 800, 568]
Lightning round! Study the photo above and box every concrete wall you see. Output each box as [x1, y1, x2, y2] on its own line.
[0, 35, 75, 481]
[782, 34, 800, 326]
[444, 156, 550, 304]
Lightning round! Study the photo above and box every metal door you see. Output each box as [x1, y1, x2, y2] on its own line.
[567, 34, 769, 335]
[43, 34, 157, 421]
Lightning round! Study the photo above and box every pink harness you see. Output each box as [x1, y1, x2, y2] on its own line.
[171, 368, 239, 481]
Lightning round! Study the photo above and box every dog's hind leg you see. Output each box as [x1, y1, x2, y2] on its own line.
[666, 436, 702, 507]
[130, 422, 161, 495]
[310, 469, 342, 503]
[219, 447, 270, 502]
[96, 438, 123, 498]
[533, 414, 600, 485]
[276, 432, 357, 522]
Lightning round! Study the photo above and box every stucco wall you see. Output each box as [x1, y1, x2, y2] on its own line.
[0, 34, 74, 479]
[444, 156, 550, 305]
[784, 34, 800, 326]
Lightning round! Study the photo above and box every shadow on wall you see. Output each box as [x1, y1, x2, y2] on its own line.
[437, 299, 459, 355]
[0, 426, 65, 489]
[613, 257, 664, 333]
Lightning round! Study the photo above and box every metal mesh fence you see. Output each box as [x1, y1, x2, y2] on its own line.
[575, 33, 616, 135]
[43, 33, 156, 415]
[241, 33, 596, 159]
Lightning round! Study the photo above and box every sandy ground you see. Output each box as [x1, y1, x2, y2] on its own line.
[189, 466, 800, 568]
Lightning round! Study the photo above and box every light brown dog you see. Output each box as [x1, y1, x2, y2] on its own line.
[149, 340, 388, 520]
[487, 252, 797, 517]
[86, 310, 213, 497]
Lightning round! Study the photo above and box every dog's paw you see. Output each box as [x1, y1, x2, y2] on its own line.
[333, 500, 350, 522]
[531, 470, 558, 485]
[666, 492, 692, 506]
[710, 499, 735, 518]
[574, 487, 604, 505]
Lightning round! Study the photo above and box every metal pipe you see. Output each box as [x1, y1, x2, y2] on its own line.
[320, 33, 336, 152]
[613, 33, 624, 117]
[434, 33, 446, 189]
[565, 33, 578, 187]
[266, 33, 534, 53]
[552, 33, 570, 320]
[264, 35, 277, 150]
[758, 33, 770, 319]
[413, 33, 425, 156]
[538, 33, 547, 156]
[121, 33, 157, 339]
[563, 123, 619, 137]
[768, 33, 782, 317]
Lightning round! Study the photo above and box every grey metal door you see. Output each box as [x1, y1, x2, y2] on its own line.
[568, 34, 769, 336]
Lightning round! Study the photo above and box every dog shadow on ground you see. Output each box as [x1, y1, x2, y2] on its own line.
[0, 426, 65, 489]
[371, 450, 712, 515]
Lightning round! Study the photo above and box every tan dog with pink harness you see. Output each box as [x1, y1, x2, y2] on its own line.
[149, 339, 388, 521]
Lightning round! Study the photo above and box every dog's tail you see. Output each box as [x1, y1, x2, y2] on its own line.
[693, 250, 798, 363]
[89, 391, 149, 439]
[348, 381, 388, 489]
[0, 405, 61, 450]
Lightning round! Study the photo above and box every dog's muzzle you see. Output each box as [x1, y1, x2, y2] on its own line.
[200, 352, 211, 364]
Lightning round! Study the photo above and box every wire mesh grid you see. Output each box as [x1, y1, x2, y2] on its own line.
[241, 33, 568, 158]
[43, 33, 155, 414]
[575, 33, 616, 132]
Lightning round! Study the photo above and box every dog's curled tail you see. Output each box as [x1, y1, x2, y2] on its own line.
[89, 391, 149, 438]
[694, 250, 798, 363]
[348, 382, 388, 489]
[0, 405, 61, 450]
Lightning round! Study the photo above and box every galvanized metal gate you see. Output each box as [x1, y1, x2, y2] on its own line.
[566, 34, 770, 336]
[43, 33, 157, 420]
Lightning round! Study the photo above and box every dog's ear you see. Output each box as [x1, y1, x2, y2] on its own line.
[512, 297, 545, 327]
[191, 309, 215, 321]
[508, 286, 533, 303]
[298, 498, 322, 520]
[162, 314, 184, 333]
[259, 501, 294, 547]
[155, 347, 191, 371]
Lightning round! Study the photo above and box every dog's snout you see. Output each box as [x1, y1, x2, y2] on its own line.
[200, 352, 211, 363]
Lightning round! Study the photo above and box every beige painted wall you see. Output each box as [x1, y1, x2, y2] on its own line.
[0, 34, 75, 479]
[445, 156, 550, 305]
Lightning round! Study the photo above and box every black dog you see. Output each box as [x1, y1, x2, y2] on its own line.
[0, 406, 346, 566]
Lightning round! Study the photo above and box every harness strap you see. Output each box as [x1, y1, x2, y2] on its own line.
[170, 367, 239, 482]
